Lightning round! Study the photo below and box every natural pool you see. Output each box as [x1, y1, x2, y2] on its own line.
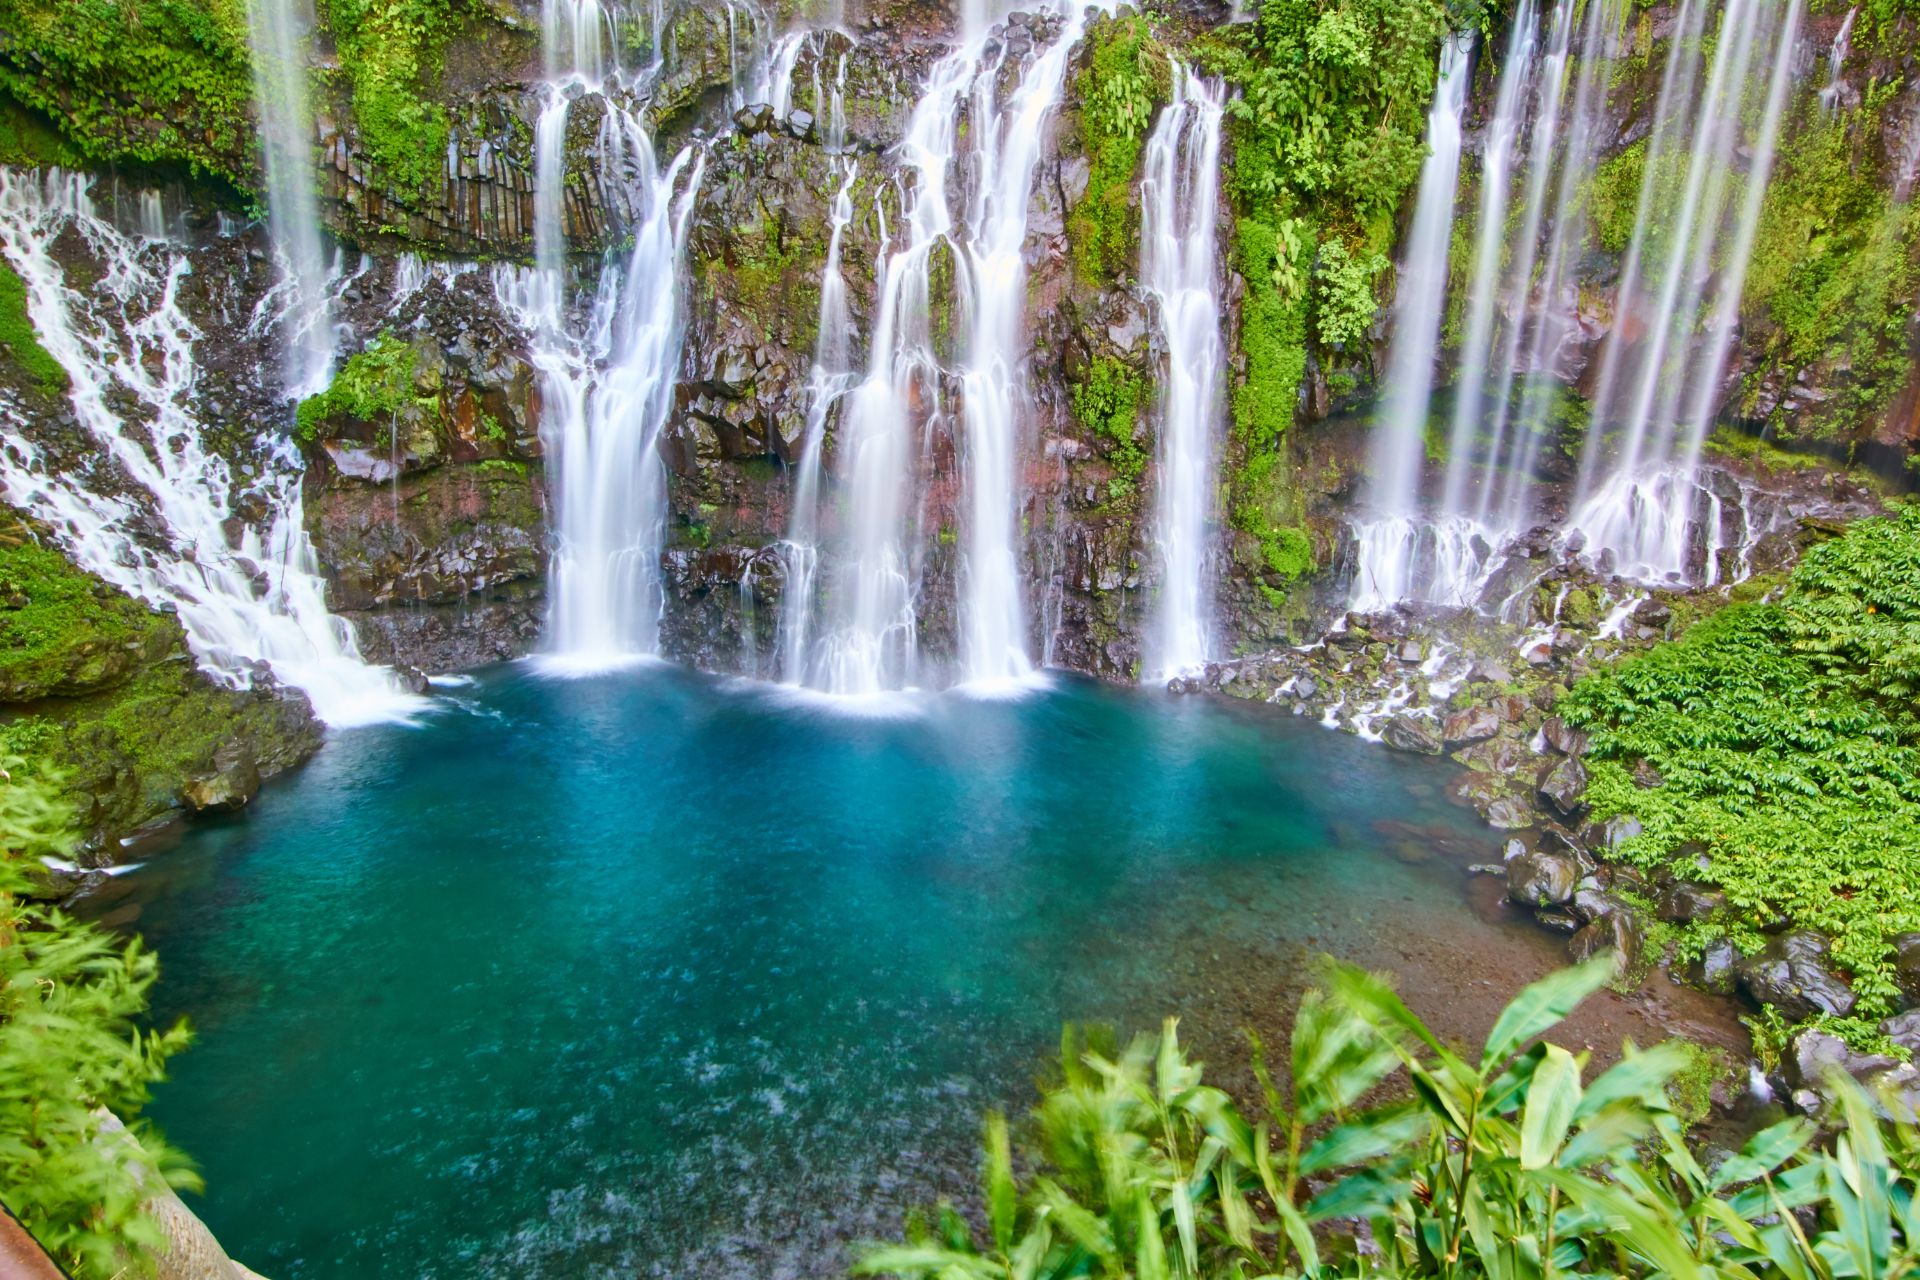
[107, 664, 1728, 1278]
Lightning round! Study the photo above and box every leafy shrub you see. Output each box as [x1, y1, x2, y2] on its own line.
[859, 961, 1920, 1280]
[320, 0, 468, 198]
[1562, 504, 1920, 1013]
[294, 331, 423, 443]
[1072, 356, 1146, 499]
[1068, 16, 1170, 283]
[0, 755, 195, 1277]
[1313, 239, 1385, 348]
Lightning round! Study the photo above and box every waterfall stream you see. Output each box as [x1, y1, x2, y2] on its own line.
[0, 170, 417, 725]
[1350, 34, 1474, 611]
[501, 0, 708, 671]
[1140, 66, 1225, 680]
[800, 0, 1104, 695]
[243, 0, 334, 396]
[1566, 0, 1803, 583]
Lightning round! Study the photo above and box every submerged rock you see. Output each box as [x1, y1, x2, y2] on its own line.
[1382, 716, 1443, 755]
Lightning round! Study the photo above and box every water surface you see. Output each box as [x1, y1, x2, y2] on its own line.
[116, 665, 1695, 1278]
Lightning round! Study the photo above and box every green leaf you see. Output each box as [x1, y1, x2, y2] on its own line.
[1521, 1045, 1583, 1169]
[1299, 1105, 1429, 1175]
[1711, 1117, 1817, 1190]
[984, 1112, 1015, 1255]
[1482, 962, 1615, 1070]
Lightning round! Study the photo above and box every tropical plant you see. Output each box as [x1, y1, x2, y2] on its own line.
[0, 754, 195, 1277]
[857, 959, 1920, 1280]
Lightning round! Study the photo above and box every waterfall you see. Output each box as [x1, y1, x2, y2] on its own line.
[1567, 0, 1804, 583]
[1140, 66, 1225, 680]
[777, 160, 861, 684]
[500, 7, 709, 671]
[243, 0, 333, 395]
[954, 4, 1095, 691]
[1350, 34, 1474, 608]
[0, 170, 417, 725]
[804, 1, 1102, 695]
[1436, 0, 1539, 521]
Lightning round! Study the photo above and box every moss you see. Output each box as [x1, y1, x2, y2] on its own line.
[1070, 356, 1145, 497]
[1661, 1039, 1734, 1129]
[0, 530, 319, 845]
[0, 0, 256, 186]
[1585, 138, 1645, 256]
[1232, 215, 1312, 449]
[1066, 15, 1169, 285]
[0, 537, 174, 702]
[0, 261, 64, 398]
[1739, 88, 1920, 443]
[320, 0, 472, 199]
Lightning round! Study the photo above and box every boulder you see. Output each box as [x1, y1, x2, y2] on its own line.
[1569, 909, 1644, 973]
[1738, 931, 1857, 1020]
[1684, 936, 1739, 995]
[1894, 932, 1920, 1005]
[1485, 797, 1536, 830]
[1883, 1010, 1920, 1058]
[1786, 1029, 1899, 1093]
[1538, 757, 1588, 817]
[1508, 849, 1581, 908]
[1442, 705, 1502, 744]
[1382, 716, 1443, 755]
[181, 742, 262, 814]
[1541, 716, 1589, 756]
[1657, 880, 1726, 923]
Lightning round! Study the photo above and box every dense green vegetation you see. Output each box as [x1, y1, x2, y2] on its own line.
[0, 262, 64, 399]
[1069, 16, 1171, 284]
[296, 330, 427, 444]
[0, 0, 254, 185]
[1071, 355, 1147, 500]
[860, 961, 1919, 1280]
[1562, 505, 1920, 1014]
[317, 0, 470, 198]
[0, 754, 194, 1278]
[1741, 81, 1920, 444]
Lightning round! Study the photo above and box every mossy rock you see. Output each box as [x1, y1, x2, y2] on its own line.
[0, 539, 177, 701]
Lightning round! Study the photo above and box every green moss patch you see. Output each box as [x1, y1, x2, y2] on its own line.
[0, 538, 173, 702]
[1066, 15, 1168, 286]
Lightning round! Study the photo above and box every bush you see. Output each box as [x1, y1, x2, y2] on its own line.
[858, 961, 1920, 1280]
[294, 330, 423, 444]
[0, 755, 195, 1277]
[1562, 504, 1920, 1013]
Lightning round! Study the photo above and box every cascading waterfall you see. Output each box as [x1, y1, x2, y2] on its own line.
[777, 159, 861, 685]
[1349, 34, 1475, 611]
[1139, 66, 1225, 679]
[243, 0, 334, 395]
[0, 170, 416, 725]
[955, 3, 1097, 690]
[1566, 0, 1803, 584]
[802, 0, 1102, 695]
[501, 0, 708, 669]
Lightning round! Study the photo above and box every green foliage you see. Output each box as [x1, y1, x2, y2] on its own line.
[860, 960, 1920, 1280]
[1068, 16, 1169, 283]
[0, 0, 254, 185]
[1562, 505, 1920, 1014]
[295, 331, 423, 443]
[1214, 0, 1448, 218]
[1313, 239, 1385, 348]
[320, 0, 466, 197]
[0, 754, 195, 1277]
[1072, 357, 1146, 498]
[1232, 216, 1312, 449]
[1585, 138, 1645, 256]
[0, 262, 64, 398]
[1741, 91, 1920, 442]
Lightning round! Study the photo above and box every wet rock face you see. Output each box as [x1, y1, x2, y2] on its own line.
[1739, 931, 1858, 1022]
[1507, 848, 1581, 908]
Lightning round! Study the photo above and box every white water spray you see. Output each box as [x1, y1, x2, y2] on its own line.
[0, 170, 417, 725]
[244, 0, 334, 395]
